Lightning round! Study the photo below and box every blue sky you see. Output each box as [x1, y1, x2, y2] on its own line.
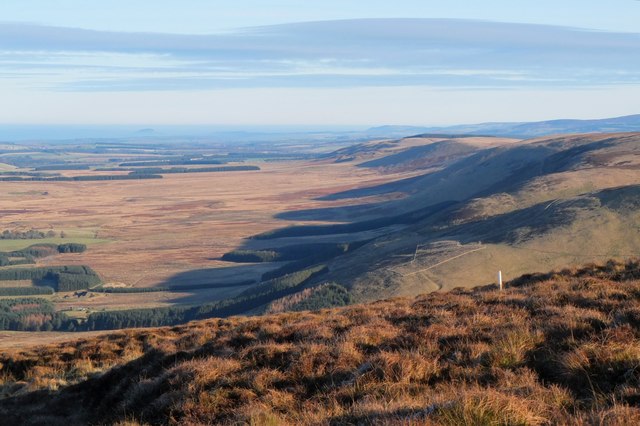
[1, 1, 639, 126]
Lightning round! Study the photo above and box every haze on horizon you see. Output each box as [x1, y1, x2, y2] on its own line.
[1, 0, 639, 127]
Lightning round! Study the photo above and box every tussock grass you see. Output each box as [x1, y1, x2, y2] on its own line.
[1, 259, 640, 424]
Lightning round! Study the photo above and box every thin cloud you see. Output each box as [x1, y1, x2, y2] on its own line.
[1, 18, 639, 92]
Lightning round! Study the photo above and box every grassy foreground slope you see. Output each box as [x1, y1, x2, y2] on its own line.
[1, 259, 640, 425]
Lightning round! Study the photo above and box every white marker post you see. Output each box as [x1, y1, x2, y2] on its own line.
[498, 270, 503, 291]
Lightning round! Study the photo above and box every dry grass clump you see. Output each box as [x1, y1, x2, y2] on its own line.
[432, 389, 546, 425]
[1, 259, 640, 424]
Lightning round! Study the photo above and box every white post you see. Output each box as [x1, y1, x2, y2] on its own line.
[412, 245, 418, 264]
[498, 270, 503, 291]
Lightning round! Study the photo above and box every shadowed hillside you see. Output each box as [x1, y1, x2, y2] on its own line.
[1, 259, 640, 425]
[233, 132, 640, 304]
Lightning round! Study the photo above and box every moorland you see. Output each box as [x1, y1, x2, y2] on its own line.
[0, 118, 639, 341]
[1, 259, 640, 425]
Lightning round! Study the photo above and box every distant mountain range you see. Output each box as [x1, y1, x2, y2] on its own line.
[3, 114, 640, 143]
[366, 114, 640, 138]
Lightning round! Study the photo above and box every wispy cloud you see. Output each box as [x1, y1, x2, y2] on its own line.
[1, 18, 639, 92]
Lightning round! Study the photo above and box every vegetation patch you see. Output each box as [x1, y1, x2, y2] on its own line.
[0, 243, 87, 267]
[0, 174, 162, 182]
[1, 229, 58, 240]
[0, 286, 55, 296]
[265, 282, 353, 313]
[0, 236, 104, 253]
[128, 165, 260, 175]
[92, 280, 254, 294]
[0, 298, 70, 331]
[33, 164, 90, 171]
[0, 265, 100, 293]
[82, 265, 327, 330]
[119, 159, 226, 167]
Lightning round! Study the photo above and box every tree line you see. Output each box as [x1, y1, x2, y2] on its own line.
[34, 164, 90, 171]
[1, 229, 57, 240]
[0, 265, 354, 331]
[265, 282, 352, 313]
[92, 280, 253, 294]
[0, 243, 86, 267]
[0, 174, 162, 182]
[0, 287, 55, 296]
[82, 265, 327, 330]
[0, 265, 100, 292]
[0, 298, 72, 331]
[119, 159, 225, 167]
[128, 165, 260, 175]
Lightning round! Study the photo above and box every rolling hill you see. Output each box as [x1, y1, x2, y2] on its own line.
[1, 259, 639, 425]
[232, 132, 640, 306]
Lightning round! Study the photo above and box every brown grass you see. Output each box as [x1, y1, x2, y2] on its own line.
[1, 259, 640, 424]
[0, 159, 420, 317]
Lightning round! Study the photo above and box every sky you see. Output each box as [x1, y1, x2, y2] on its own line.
[1, 1, 639, 128]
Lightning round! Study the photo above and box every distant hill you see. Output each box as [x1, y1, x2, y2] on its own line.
[4, 114, 638, 144]
[2, 259, 640, 424]
[369, 114, 640, 138]
[134, 128, 156, 135]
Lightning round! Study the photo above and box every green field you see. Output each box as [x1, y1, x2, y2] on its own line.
[0, 236, 110, 252]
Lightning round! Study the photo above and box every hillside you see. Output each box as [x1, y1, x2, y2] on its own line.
[323, 135, 519, 173]
[238, 132, 640, 304]
[1, 259, 640, 425]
